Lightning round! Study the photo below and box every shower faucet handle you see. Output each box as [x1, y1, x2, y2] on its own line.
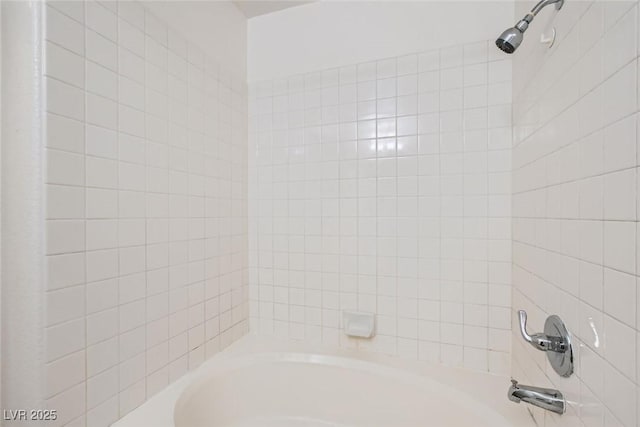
[517, 310, 567, 353]
[517, 310, 574, 377]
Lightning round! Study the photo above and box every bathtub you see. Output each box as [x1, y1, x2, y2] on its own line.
[113, 336, 535, 427]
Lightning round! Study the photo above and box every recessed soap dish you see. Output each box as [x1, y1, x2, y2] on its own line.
[343, 311, 375, 338]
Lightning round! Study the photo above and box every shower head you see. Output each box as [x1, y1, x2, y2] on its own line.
[495, 18, 529, 54]
[495, 30, 521, 54]
[495, 0, 564, 54]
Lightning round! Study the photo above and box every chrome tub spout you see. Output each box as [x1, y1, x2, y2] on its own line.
[508, 379, 565, 415]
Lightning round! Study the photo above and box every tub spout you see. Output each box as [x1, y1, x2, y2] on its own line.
[507, 379, 565, 415]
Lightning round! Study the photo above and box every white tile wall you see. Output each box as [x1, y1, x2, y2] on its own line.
[248, 40, 513, 373]
[511, 0, 640, 426]
[32, 0, 640, 424]
[43, 1, 248, 425]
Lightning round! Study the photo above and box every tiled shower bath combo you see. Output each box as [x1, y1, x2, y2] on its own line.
[1, 0, 639, 426]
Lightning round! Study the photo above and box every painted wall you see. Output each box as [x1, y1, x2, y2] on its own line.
[1, 1, 47, 419]
[40, 1, 249, 425]
[1, 0, 4, 412]
[511, 0, 640, 425]
[247, 1, 514, 82]
[248, 1, 514, 373]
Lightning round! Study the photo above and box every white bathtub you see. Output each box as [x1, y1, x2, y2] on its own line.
[113, 336, 535, 427]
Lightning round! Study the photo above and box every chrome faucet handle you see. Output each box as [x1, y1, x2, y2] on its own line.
[517, 310, 566, 353]
[516, 310, 574, 377]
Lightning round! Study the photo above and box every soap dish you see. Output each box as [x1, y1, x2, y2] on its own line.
[343, 311, 375, 338]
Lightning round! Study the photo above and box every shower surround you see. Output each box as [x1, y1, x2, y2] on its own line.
[3, 1, 519, 425]
[9, 1, 640, 427]
[511, 0, 640, 425]
[248, 43, 513, 371]
[37, 1, 249, 425]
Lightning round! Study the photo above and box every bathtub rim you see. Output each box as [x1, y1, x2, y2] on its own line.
[113, 334, 535, 427]
[175, 351, 519, 427]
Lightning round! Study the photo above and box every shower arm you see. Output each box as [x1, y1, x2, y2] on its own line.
[530, 0, 564, 16]
[516, 0, 564, 31]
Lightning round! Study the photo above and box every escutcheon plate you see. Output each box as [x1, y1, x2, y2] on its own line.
[544, 315, 573, 377]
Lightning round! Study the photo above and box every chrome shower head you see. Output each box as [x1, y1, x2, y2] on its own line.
[495, 0, 564, 54]
[495, 18, 529, 54]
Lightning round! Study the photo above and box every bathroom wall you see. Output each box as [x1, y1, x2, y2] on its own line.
[511, 0, 639, 425]
[248, 2, 514, 373]
[143, 1, 247, 81]
[1, 2, 3, 410]
[248, 1, 514, 82]
[42, 1, 248, 425]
